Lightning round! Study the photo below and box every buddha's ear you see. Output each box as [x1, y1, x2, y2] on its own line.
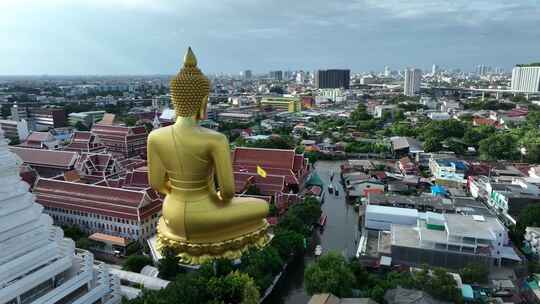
[197, 95, 209, 120]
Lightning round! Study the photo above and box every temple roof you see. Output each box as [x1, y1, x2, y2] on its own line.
[10, 147, 78, 168]
[33, 178, 162, 220]
[233, 147, 296, 170]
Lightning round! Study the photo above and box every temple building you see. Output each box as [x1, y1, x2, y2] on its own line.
[33, 170, 162, 242]
[63, 131, 107, 154]
[233, 147, 310, 194]
[91, 122, 148, 159]
[17, 131, 59, 150]
[10, 147, 79, 178]
[10, 143, 161, 242]
[0, 129, 120, 304]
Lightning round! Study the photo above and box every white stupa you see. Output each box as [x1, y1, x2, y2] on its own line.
[0, 129, 121, 304]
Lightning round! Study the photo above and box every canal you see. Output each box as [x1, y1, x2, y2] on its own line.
[263, 161, 360, 304]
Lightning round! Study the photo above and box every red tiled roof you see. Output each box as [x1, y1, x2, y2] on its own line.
[26, 131, 53, 142]
[33, 178, 161, 220]
[10, 147, 78, 168]
[234, 172, 285, 195]
[473, 117, 501, 128]
[72, 131, 92, 141]
[233, 147, 296, 171]
[307, 185, 322, 196]
[293, 154, 305, 172]
[507, 108, 528, 117]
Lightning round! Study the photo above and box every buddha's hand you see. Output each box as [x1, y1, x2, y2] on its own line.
[164, 181, 172, 195]
[216, 191, 230, 205]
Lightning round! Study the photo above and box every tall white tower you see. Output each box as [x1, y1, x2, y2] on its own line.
[0, 129, 120, 304]
[384, 66, 391, 77]
[404, 68, 422, 96]
[511, 66, 540, 92]
[432, 64, 439, 75]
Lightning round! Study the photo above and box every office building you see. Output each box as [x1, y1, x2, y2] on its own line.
[390, 213, 520, 268]
[476, 65, 491, 76]
[242, 70, 252, 80]
[68, 111, 106, 127]
[10, 104, 28, 121]
[511, 66, 540, 92]
[431, 64, 439, 75]
[384, 66, 391, 77]
[0, 119, 29, 141]
[260, 96, 302, 112]
[315, 69, 350, 89]
[403, 68, 422, 96]
[29, 108, 67, 131]
[269, 70, 283, 81]
[0, 129, 120, 304]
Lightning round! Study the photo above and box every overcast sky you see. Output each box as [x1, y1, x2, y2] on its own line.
[1, 0, 539, 75]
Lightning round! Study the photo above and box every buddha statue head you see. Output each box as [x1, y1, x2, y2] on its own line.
[170, 47, 211, 119]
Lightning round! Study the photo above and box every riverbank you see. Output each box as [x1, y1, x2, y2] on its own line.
[263, 161, 360, 304]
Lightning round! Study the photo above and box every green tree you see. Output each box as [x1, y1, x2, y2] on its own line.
[278, 214, 307, 235]
[8, 137, 20, 146]
[123, 115, 138, 126]
[74, 121, 90, 131]
[478, 133, 519, 161]
[514, 205, 540, 244]
[369, 286, 385, 303]
[304, 252, 356, 297]
[240, 247, 283, 291]
[350, 104, 371, 121]
[463, 125, 496, 148]
[270, 229, 305, 259]
[122, 255, 154, 272]
[207, 271, 260, 304]
[527, 111, 540, 128]
[423, 137, 443, 152]
[520, 129, 540, 163]
[158, 247, 182, 280]
[1, 104, 11, 118]
[460, 263, 489, 284]
[348, 258, 369, 288]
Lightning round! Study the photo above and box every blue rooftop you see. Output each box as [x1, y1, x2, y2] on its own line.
[462, 284, 474, 299]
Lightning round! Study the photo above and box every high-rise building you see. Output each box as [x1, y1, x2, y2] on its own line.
[475, 65, 492, 76]
[403, 68, 422, 96]
[314, 69, 350, 89]
[284, 70, 293, 80]
[511, 66, 540, 92]
[432, 64, 439, 75]
[242, 70, 252, 80]
[384, 66, 391, 77]
[296, 71, 305, 84]
[0, 129, 121, 304]
[269, 70, 283, 81]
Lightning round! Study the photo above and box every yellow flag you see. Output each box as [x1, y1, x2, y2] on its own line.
[257, 165, 267, 178]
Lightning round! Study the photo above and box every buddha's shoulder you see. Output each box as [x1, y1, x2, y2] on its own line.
[196, 127, 228, 142]
[148, 126, 173, 142]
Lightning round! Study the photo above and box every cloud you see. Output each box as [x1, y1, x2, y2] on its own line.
[0, 0, 539, 74]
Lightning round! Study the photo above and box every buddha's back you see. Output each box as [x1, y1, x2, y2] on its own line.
[148, 47, 269, 265]
[149, 123, 223, 187]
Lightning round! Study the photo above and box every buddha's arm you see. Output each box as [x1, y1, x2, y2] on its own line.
[211, 134, 235, 202]
[147, 134, 170, 195]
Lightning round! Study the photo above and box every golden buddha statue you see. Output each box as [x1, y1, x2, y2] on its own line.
[147, 47, 270, 265]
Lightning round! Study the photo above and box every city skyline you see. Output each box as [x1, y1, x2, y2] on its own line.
[1, 0, 539, 75]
